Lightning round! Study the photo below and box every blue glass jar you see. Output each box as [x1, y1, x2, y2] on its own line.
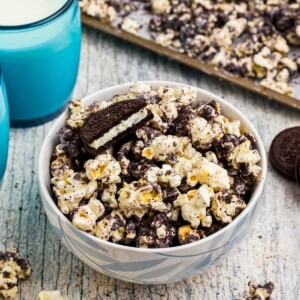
[0, 68, 9, 183]
[0, 0, 81, 124]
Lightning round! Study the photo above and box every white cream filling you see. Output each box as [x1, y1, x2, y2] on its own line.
[90, 108, 148, 149]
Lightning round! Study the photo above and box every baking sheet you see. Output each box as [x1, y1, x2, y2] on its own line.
[81, 13, 300, 110]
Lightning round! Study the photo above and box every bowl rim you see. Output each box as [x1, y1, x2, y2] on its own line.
[39, 80, 267, 253]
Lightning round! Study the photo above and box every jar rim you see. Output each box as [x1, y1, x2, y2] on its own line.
[0, 0, 74, 30]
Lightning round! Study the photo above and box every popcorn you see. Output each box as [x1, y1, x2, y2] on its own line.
[84, 153, 121, 184]
[136, 213, 176, 248]
[174, 185, 214, 228]
[178, 225, 205, 245]
[95, 210, 126, 243]
[79, 0, 116, 22]
[187, 158, 230, 190]
[228, 139, 262, 179]
[144, 164, 182, 187]
[240, 281, 275, 300]
[101, 184, 118, 209]
[157, 85, 197, 106]
[211, 191, 246, 224]
[121, 18, 141, 35]
[72, 196, 105, 234]
[51, 167, 98, 215]
[50, 145, 72, 177]
[151, 0, 171, 14]
[0, 251, 32, 299]
[215, 115, 241, 137]
[190, 117, 223, 149]
[119, 180, 168, 219]
[67, 100, 91, 128]
[142, 135, 189, 163]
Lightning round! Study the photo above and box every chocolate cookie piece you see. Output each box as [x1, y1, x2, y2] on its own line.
[269, 126, 300, 179]
[79, 100, 153, 155]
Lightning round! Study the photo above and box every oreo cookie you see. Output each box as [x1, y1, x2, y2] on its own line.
[79, 100, 153, 155]
[269, 126, 300, 180]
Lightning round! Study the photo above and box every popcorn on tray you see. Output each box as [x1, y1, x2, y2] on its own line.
[50, 82, 262, 248]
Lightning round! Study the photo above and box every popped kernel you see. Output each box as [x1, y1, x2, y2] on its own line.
[211, 191, 246, 224]
[174, 185, 214, 228]
[85, 153, 121, 184]
[72, 196, 105, 234]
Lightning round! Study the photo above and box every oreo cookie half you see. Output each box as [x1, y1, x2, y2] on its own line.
[79, 100, 153, 155]
[269, 126, 300, 180]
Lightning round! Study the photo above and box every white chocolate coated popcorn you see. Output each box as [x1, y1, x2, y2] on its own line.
[211, 192, 246, 224]
[51, 167, 98, 215]
[85, 153, 121, 184]
[118, 180, 168, 219]
[101, 184, 118, 208]
[50, 145, 71, 176]
[142, 135, 189, 162]
[95, 210, 126, 243]
[121, 18, 141, 36]
[190, 117, 223, 149]
[67, 100, 91, 128]
[72, 196, 105, 233]
[228, 139, 261, 178]
[187, 158, 230, 190]
[151, 0, 171, 14]
[145, 164, 182, 187]
[175, 185, 214, 228]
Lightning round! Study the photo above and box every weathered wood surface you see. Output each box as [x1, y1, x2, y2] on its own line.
[0, 26, 299, 300]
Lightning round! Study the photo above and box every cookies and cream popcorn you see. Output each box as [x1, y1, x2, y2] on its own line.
[101, 184, 118, 208]
[84, 153, 121, 184]
[144, 164, 182, 187]
[174, 185, 214, 228]
[50, 145, 72, 177]
[228, 139, 262, 179]
[151, 0, 171, 14]
[190, 117, 223, 149]
[119, 180, 168, 219]
[240, 281, 275, 300]
[67, 100, 91, 129]
[51, 83, 262, 248]
[142, 135, 189, 163]
[72, 196, 105, 234]
[51, 167, 98, 215]
[80, 0, 116, 22]
[178, 225, 205, 245]
[95, 210, 126, 243]
[0, 250, 32, 299]
[121, 18, 141, 35]
[211, 191, 246, 224]
[187, 158, 230, 190]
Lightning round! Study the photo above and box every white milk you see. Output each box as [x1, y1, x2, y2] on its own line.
[0, 0, 67, 26]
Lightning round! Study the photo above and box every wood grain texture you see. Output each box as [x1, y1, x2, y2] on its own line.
[0, 26, 299, 300]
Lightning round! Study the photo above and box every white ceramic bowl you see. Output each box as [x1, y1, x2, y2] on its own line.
[39, 81, 267, 284]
